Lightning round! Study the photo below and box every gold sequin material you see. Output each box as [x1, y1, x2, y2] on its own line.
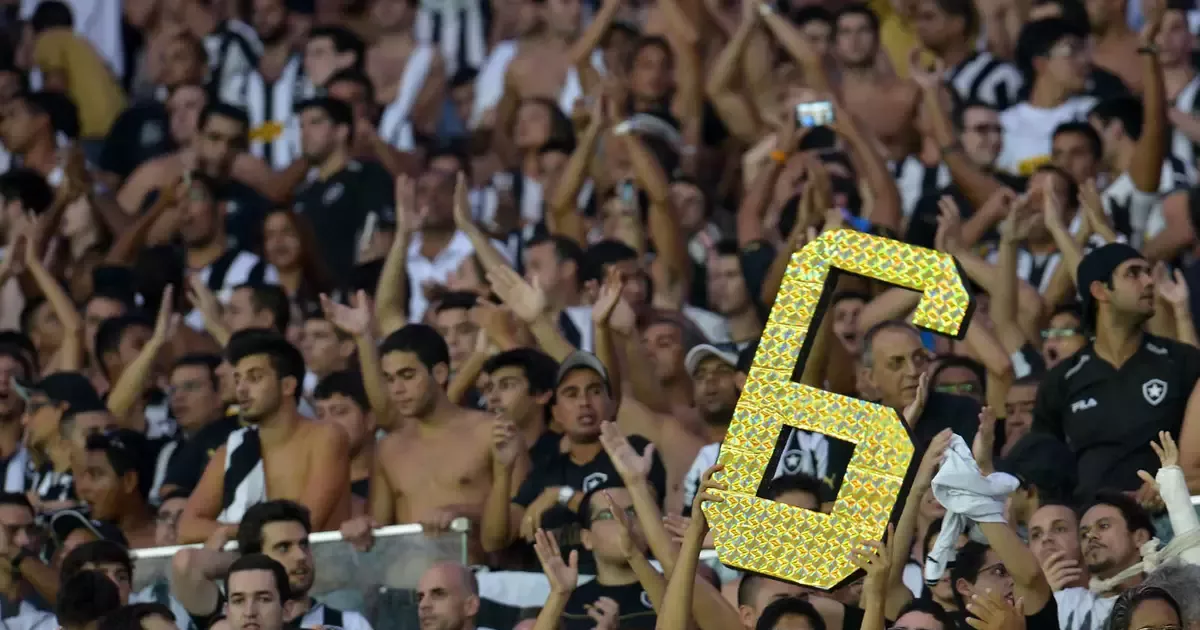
[701, 230, 973, 589]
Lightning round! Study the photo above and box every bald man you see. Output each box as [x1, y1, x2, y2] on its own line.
[417, 562, 480, 630]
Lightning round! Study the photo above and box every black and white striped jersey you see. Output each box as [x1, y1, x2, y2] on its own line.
[946, 51, 1024, 112]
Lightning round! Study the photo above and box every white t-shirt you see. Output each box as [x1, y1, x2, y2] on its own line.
[997, 97, 1099, 176]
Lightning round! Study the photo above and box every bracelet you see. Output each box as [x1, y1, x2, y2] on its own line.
[939, 142, 963, 158]
[769, 150, 789, 164]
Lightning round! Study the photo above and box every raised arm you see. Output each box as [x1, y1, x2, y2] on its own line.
[323, 291, 396, 432]
[546, 100, 604, 246]
[618, 130, 687, 286]
[1129, 3, 1167, 244]
[852, 528, 894, 630]
[453, 172, 512, 274]
[531, 528, 579, 630]
[830, 100, 902, 232]
[1156, 267, 1198, 347]
[488, 266, 576, 361]
[705, 2, 764, 143]
[375, 176, 415, 335]
[657, 464, 724, 630]
[757, 3, 832, 93]
[108, 286, 178, 426]
[591, 267, 628, 404]
[170, 529, 237, 618]
[186, 274, 231, 347]
[23, 221, 83, 372]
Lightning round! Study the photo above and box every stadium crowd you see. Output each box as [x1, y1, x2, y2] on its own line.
[3, 0, 1200, 629]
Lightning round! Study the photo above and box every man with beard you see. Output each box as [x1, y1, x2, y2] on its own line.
[175, 172, 276, 335]
[415, 562, 479, 630]
[290, 97, 392, 285]
[176, 330, 350, 543]
[1054, 492, 1153, 630]
[677, 344, 742, 514]
[172, 501, 371, 630]
[1035, 244, 1200, 504]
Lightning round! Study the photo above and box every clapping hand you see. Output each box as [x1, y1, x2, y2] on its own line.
[487, 266, 548, 324]
[534, 528, 579, 596]
[599, 422, 656, 485]
[321, 290, 374, 338]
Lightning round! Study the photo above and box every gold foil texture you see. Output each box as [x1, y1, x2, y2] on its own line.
[702, 230, 972, 589]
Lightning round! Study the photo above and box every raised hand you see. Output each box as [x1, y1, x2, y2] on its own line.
[902, 371, 930, 427]
[487, 266, 548, 324]
[586, 597, 620, 630]
[534, 528, 579, 595]
[186, 273, 222, 321]
[916, 428, 953, 488]
[490, 414, 523, 467]
[592, 266, 624, 325]
[973, 406, 998, 474]
[1151, 430, 1179, 468]
[599, 421, 656, 484]
[849, 524, 893, 597]
[908, 47, 946, 92]
[1136, 430, 1180, 506]
[394, 174, 418, 236]
[691, 463, 726, 534]
[320, 290, 374, 337]
[152, 285, 180, 343]
[1155, 264, 1190, 307]
[602, 490, 640, 560]
[935, 195, 963, 253]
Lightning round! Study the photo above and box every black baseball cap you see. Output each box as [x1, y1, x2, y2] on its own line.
[13, 372, 106, 415]
[50, 510, 129, 549]
[1075, 243, 1144, 332]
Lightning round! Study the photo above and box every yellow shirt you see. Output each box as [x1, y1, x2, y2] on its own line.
[868, 0, 935, 78]
[33, 28, 126, 139]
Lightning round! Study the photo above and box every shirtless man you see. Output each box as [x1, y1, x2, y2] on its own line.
[327, 294, 501, 561]
[176, 329, 350, 543]
[831, 5, 922, 162]
[365, 0, 446, 139]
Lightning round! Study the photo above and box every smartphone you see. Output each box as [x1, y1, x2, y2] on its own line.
[795, 101, 835, 128]
[618, 179, 637, 205]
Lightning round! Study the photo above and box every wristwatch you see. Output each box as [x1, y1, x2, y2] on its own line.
[557, 487, 577, 506]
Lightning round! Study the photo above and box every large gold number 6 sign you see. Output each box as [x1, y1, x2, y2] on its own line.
[702, 230, 973, 589]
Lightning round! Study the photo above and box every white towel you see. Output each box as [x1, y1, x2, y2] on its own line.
[924, 434, 1019, 583]
[217, 427, 267, 524]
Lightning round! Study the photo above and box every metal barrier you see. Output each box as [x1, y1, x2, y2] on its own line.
[130, 520, 469, 630]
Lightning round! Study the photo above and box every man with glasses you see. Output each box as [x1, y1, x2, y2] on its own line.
[159, 354, 241, 499]
[858, 321, 982, 457]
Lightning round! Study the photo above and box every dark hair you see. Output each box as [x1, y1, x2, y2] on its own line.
[86, 430, 153, 500]
[236, 500, 312, 555]
[895, 599, 952, 630]
[313, 370, 369, 410]
[930, 356, 987, 393]
[171, 353, 222, 391]
[326, 68, 375, 106]
[57, 570, 120, 628]
[61, 540, 133, 581]
[261, 209, 336, 299]
[1107, 585, 1184, 630]
[0, 340, 36, 384]
[583, 240, 638, 283]
[761, 473, 825, 507]
[1033, 164, 1080, 210]
[923, 516, 945, 557]
[198, 102, 250, 143]
[513, 97, 576, 149]
[950, 541, 992, 612]
[792, 5, 834, 26]
[481, 348, 559, 395]
[0, 167, 53, 214]
[434, 291, 479, 314]
[1090, 96, 1144, 141]
[953, 98, 997, 132]
[98, 603, 176, 630]
[1015, 18, 1085, 80]
[295, 96, 355, 134]
[234, 283, 291, 333]
[227, 553, 293, 602]
[526, 234, 587, 288]
[94, 314, 154, 376]
[380, 324, 451, 373]
[307, 25, 365, 68]
[224, 329, 306, 400]
[425, 143, 471, 176]
[449, 67, 479, 89]
[625, 35, 674, 75]
[833, 3, 881, 33]
[1080, 490, 1155, 539]
[30, 0, 73, 33]
[1052, 122, 1103, 161]
[929, 0, 979, 37]
[16, 91, 79, 140]
[831, 291, 870, 309]
[755, 596, 827, 630]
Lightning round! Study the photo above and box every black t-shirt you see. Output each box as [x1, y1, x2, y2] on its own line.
[562, 579, 656, 630]
[1033, 334, 1200, 500]
[529, 430, 564, 469]
[163, 415, 242, 493]
[958, 591, 1059, 630]
[292, 160, 394, 285]
[136, 181, 270, 253]
[512, 435, 667, 575]
[97, 101, 173, 180]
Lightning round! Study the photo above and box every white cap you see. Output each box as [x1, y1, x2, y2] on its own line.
[684, 344, 739, 376]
